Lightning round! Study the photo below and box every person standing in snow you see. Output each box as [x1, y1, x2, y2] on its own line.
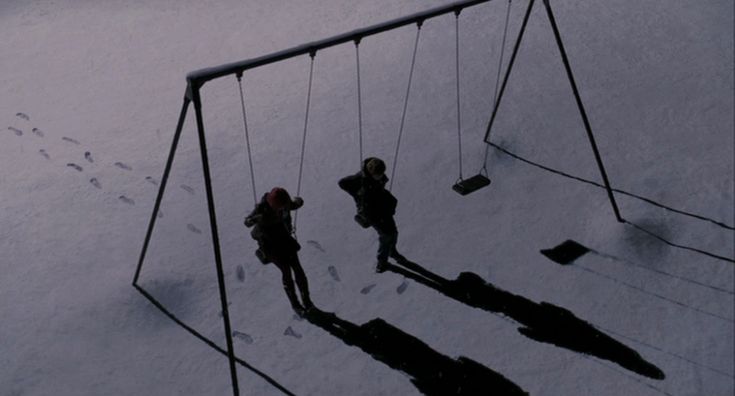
[338, 157, 407, 273]
[244, 187, 314, 316]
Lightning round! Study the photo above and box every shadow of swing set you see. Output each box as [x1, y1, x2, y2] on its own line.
[131, 0, 636, 394]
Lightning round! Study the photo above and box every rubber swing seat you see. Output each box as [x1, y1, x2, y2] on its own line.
[452, 174, 491, 195]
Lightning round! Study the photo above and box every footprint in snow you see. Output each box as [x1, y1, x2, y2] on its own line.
[145, 176, 158, 186]
[84, 151, 94, 163]
[306, 240, 325, 253]
[360, 284, 376, 294]
[232, 331, 254, 344]
[15, 112, 29, 121]
[327, 265, 340, 282]
[89, 178, 101, 189]
[186, 224, 202, 234]
[180, 184, 195, 195]
[8, 127, 23, 136]
[114, 162, 132, 171]
[236, 265, 245, 282]
[39, 149, 50, 159]
[67, 163, 83, 172]
[62, 136, 80, 145]
[396, 280, 409, 295]
[32, 127, 44, 137]
[284, 326, 302, 339]
[292, 313, 304, 322]
[118, 195, 135, 205]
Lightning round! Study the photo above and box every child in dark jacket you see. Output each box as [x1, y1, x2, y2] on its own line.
[245, 187, 313, 315]
[338, 157, 407, 272]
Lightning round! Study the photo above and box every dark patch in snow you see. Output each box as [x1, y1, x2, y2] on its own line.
[180, 184, 195, 195]
[327, 265, 340, 282]
[15, 112, 29, 121]
[186, 224, 202, 234]
[236, 265, 245, 282]
[157, 210, 163, 218]
[145, 176, 158, 185]
[232, 331, 253, 344]
[360, 284, 376, 294]
[32, 127, 44, 137]
[540, 240, 590, 265]
[118, 195, 135, 205]
[306, 240, 325, 253]
[8, 126, 22, 136]
[84, 151, 94, 163]
[62, 136, 80, 145]
[217, 303, 233, 318]
[382, 260, 665, 380]
[305, 308, 528, 395]
[89, 178, 101, 189]
[114, 161, 132, 171]
[66, 163, 83, 172]
[39, 149, 50, 159]
[396, 280, 409, 294]
[284, 326, 302, 339]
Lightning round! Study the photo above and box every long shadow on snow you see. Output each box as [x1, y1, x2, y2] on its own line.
[305, 308, 527, 396]
[384, 260, 665, 380]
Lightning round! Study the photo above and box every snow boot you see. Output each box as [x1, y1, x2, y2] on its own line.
[375, 259, 389, 273]
[255, 248, 270, 264]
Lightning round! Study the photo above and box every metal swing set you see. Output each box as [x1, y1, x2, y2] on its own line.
[132, 1, 624, 395]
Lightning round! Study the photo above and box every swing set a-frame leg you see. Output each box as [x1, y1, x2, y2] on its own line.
[132, 82, 241, 396]
[484, 0, 623, 223]
[133, 88, 191, 286]
[190, 81, 241, 396]
[541, 0, 623, 223]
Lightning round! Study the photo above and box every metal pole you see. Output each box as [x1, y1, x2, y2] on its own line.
[542, 0, 623, 222]
[190, 82, 241, 396]
[483, 0, 535, 143]
[187, 0, 495, 86]
[133, 90, 191, 285]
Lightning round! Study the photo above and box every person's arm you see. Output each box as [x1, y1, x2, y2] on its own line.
[290, 196, 304, 210]
[244, 205, 262, 227]
[338, 173, 361, 197]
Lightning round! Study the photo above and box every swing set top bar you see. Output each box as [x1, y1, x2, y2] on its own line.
[186, 0, 493, 86]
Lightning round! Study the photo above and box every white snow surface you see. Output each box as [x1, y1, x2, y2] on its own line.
[1, 0, 733, 395]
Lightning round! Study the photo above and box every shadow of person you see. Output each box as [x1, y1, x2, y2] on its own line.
[305, 308, 528, 396]
[384, 260, 665, 380]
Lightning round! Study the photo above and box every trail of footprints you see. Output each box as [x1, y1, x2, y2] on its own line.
[10, 111, 387, 297]
[5, 111, 206, 227]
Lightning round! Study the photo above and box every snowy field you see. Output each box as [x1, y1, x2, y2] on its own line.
[1, 0, 733, 395]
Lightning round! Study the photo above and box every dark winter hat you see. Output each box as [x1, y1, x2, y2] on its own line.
[266, 187, 291, 210]
[365, 157, 386, 176]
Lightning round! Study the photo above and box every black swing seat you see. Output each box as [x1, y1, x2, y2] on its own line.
[452, 174, 491, 196]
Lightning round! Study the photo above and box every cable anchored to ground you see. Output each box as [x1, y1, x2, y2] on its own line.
[489, 142, 735, 264]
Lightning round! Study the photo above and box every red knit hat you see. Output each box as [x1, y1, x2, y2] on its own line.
[266, 187, 291, 210]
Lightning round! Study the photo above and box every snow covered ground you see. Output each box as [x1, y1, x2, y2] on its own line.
[1, 0, 733, 395]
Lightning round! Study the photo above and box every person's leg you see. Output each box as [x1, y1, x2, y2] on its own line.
[289, 255, 314, 309]
[375, 217, 405, 262]
[272, 257, 304, 314]
[373, 218, 397, 271]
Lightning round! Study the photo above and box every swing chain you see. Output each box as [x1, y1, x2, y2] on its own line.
[354, 38, 364, 166]
[293, 52, 316, 237]
[454, 8, 464, 182]
[389, 22, 422, 191]
[236, 73, 258, 206]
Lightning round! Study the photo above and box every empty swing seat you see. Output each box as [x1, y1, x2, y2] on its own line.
[452, 174, 491, 195]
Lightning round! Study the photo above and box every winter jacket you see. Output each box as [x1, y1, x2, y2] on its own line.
[244, 194, 303, 255]
[338, 157, 397, 222]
